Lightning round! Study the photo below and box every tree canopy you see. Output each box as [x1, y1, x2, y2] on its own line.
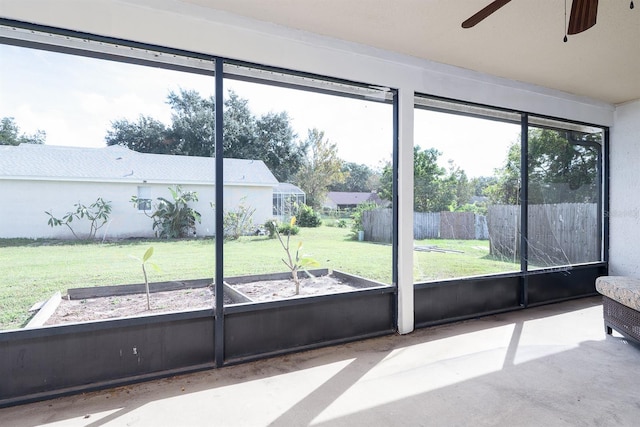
[105, 89, 305, 182]
[486, 128, 600, 205]
[0, 117, 46, 146]
[379, 146, 473, 213]
[295, 129, 345, 208]
[328, 162, 379, 193]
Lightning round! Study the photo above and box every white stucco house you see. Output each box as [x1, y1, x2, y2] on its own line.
[0, 144, 278, 239]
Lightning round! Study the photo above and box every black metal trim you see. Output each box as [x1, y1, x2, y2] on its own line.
[214, 59, 225, 368]
[415, 306, 524, 329]
[520, 113, 529, 306]
[0, 362, 216, 409]
[413, 262, 607, 288]
[603, 127, 610, 263]
[223, 330, 393, 367]
[0, 308, 214, 341]
[224, 285, 395, 314]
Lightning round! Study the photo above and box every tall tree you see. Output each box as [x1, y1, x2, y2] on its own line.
[105, 89, 306, 180]
[0, 117, 46, 145]
[222, 91, 256, 159]
[167, 89, 215, 157]
[486, 128, 599, 205]
[254, 111, 306, 182]
[379, 146, 455, 212]
[443, 160, 473, 211]
[295, 129, 345, 208]
[105, 115, 171, 153]
[328, 162, 378, 192]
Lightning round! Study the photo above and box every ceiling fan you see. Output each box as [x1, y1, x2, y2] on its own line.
[462, 0, 634, 36]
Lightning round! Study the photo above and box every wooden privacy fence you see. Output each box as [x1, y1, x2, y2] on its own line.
[361, 209, 489, 243]
[361, 204, 597, 265]
[487, 203, 599, 265]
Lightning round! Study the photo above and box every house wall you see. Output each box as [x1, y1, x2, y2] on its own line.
[0, 180, 272, 239]
[609, 99, 640, 277]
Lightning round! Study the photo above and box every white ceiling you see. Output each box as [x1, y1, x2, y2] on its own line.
[181, 0, 640, 105]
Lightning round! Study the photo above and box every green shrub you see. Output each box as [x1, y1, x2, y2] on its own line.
[264, 219, 300, 237]
[278, 223, 300, 235]
[350, 202, 378, 239]
[45, 197, 112, 240]
[264, 219, 279, 238]
[133, 185, 201, 239]
[296, 204, 322, 227]
[222, 199, 256, 240]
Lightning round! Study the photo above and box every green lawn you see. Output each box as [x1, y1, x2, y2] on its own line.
[413, 238, 519, 280]
[0, 226, 517, 330]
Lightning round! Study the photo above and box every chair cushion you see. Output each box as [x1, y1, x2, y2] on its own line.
[596, 276, 640, 311]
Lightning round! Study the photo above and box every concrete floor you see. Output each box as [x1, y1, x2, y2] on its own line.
[2, 296, 640, 426]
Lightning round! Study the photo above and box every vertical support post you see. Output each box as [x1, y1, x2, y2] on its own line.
[396, 87, 414, 335]
[214, 59, 225, 367]
[391, 89, 399, 329]
[520, 113, 529, 307]
[602, 127, 609, 265]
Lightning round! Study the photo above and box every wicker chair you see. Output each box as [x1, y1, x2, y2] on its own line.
[596, 276, 640, 344]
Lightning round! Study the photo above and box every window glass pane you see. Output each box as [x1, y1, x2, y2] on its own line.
[0, 40, 216, 330]
[413, 96, 522, 282]
[221, 64, 394, 304]
[526, 119, 603, 270]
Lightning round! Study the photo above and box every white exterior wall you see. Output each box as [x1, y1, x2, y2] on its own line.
[609, 99, 640, 277]
[0, 179, 273, 239]
[223, 185, 274, 229]
[0, 0, 617, 333]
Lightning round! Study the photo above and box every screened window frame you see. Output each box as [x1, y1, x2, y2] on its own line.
[414, 93, 608, 275]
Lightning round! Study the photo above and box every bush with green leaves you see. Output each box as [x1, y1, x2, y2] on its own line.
[296, 203, 322, 227]
[132, 185, 201, 239]
[45, 197, 112, 240]
[222, 199, 256, 240]
[264, 219, 278, 238]
[350, 202, 378, 239]
[278, 222, 300, 235]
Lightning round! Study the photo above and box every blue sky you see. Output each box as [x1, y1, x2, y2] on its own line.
[0, 43, 519, 176]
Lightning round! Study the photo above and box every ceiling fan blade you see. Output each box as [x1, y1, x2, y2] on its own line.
[567, 0, 599, 35]
[462, 0, 512, 28]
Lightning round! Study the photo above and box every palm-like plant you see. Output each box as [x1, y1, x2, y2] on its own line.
[149, 186, 201, 238]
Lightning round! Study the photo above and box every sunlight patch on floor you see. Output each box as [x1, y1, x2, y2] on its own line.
[42, 408, 123, 427]
[513, 305, 605, 365]
[101, 359, 355, 426]
[311, 324, 517, 424]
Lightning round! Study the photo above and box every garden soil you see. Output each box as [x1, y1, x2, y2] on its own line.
[45, 274, 358, 325]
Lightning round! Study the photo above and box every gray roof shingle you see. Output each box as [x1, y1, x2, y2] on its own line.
[0, 144, 278, 186]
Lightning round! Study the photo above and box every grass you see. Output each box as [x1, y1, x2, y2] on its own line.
[413, 238, 519, 281]
[0, 226, 517, 330]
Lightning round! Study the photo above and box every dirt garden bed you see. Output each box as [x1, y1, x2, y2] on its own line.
[34, 270, 384, 326]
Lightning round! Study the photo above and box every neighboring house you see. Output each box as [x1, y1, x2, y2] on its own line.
[323, 192, 385, 210]
[0, 144, 278, 239]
